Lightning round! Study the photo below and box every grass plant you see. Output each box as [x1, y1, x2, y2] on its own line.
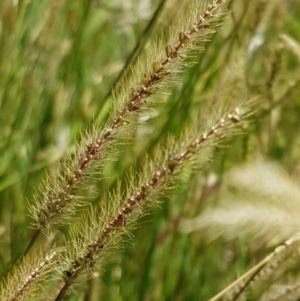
[0, 0, 300, 300]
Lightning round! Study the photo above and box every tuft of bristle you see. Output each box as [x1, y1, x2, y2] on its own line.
[0, 250, 60, 301]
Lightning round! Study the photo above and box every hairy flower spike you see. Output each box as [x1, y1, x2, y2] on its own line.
[59, 95, 253, 299]
[27, 0, 231, 249]
[221, 233, 300, 301]
[1, 251, 59, 301]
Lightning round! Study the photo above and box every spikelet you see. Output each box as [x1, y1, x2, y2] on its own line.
[0, 249, 60, 301]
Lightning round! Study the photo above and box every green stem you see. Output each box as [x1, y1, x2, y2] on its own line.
[67, 0, 92, 80]
[23, 229, 41, 256]
[55, 281, 73, 301]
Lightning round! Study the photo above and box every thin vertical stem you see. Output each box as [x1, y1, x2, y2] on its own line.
[23, 229, 41, 256]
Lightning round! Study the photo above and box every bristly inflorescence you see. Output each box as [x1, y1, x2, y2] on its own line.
[1, 251, 58, 301]
[1, 0, 299, 300]
[57, 100, 251, 300]
[220, 233, 300, 301]
[29, 0, 230, 241]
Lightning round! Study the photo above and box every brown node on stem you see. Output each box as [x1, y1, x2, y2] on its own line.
[167, 154, 180, 173]
[122, 205, 133, 215]
[111, 212, 126, 227]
